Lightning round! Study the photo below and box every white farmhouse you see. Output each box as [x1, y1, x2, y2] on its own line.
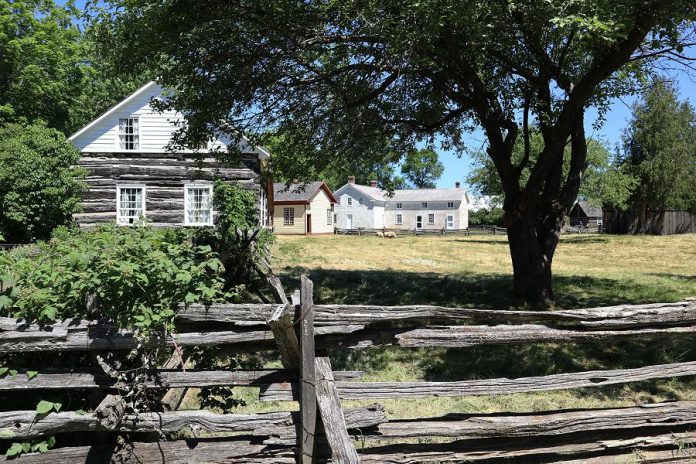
[334, 177, 469, 231]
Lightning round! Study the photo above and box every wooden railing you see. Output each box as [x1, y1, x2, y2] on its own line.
[1, 280, 695, 463]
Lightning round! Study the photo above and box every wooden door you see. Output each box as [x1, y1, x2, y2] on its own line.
[306, 214, 312, 234]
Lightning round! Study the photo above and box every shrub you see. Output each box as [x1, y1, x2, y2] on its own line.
[0, 225, 231, 332]
[0, 123, 87, 243]
[469, 207, 505, 227]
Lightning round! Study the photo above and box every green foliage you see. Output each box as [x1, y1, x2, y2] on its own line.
[5, 436, 55, 457]
[0, 123, 87, 243]
[0, 225, 230, 331]
[35, 400, 61, 415]
[467, 132, 637, 210]
[213, 180, 259, 231]
[400, 148, 445, 188]
[621, 80, 696, 213]
[468, 207, 505, 227]
[0, 0, 148, 134]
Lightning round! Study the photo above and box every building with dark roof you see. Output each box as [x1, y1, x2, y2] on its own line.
[272, 182, 337, 234]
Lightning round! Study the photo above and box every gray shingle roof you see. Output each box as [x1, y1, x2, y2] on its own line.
[391, 188, 465, 202]
[576, 200, 603, 218]
[273, 182, 325, 202]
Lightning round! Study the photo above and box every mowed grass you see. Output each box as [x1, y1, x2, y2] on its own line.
[273, 233, 696, 309]
[207, 233, 696, 427]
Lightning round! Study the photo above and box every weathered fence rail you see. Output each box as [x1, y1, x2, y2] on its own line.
[1, 279, 695, 463]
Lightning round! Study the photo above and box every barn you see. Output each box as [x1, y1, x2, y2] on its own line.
[569, 200, 603, 230]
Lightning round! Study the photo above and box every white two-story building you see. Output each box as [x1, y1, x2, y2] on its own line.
[334, 177, 469, 231]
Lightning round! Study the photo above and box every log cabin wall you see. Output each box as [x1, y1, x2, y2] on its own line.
[75, 152, 261, 228]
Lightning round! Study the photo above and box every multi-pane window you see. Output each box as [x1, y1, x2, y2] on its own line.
[448, 201, 455, 208]
[421, 202, 428, 208]
[447, 215, 454, 229]
[396, 202, 403, 209]
[396, 214, 403, 225]
[185, 184, 213, 226]
[284, 208, 294, 225]
[347, 197, 352, 206]
[326, 209, 332, 225]
[118, 118, 140, 150]
[428, 213, 435, 224]
[117, 186, 145, 225]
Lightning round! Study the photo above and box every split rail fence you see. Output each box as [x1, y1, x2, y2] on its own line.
[1, 277, 696, 463]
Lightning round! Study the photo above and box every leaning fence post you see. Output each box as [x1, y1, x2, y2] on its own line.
[266, 276, 301, 369]
[299, 275, 318, 463]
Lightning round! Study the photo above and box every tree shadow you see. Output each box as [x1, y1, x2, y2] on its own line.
[278, 267, 682, 309]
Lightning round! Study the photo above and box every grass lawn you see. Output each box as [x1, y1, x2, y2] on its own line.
[219, 233, 696, 433]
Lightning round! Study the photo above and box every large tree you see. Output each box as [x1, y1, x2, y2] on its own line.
[467, 133, 637, 210]
[401, 148, 445, 188]
[620, 80, 696, 229]
[98, 0, 695, 305]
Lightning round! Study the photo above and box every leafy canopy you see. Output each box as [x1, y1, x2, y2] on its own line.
[0, 123, 87, 243]
[401, 148, 445, 189]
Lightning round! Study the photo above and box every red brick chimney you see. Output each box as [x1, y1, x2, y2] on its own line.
[370, 180, 378, 188]
[455, 181, 461, 189]
[348, 176, 356, 184]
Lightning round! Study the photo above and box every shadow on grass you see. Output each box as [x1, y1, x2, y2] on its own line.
[278, 267, 683, 309]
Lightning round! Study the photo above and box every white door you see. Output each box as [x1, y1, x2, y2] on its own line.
[346, 214, 353, 229]
[416, 215, 423, 229]
[446, 215, 454, 229]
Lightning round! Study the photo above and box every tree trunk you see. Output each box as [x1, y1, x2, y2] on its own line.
[505, 201, 563, 307]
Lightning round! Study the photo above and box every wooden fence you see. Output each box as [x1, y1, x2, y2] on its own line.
[1, 279, 696, 462]
[334, 225, 507, 236]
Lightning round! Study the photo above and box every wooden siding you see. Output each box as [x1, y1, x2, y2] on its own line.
[76, 152, 259, 228]
[273, 204, 307, 235]
[307, 189, 335, 234]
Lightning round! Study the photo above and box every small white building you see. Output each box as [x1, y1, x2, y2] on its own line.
[334, 177, 469, 231]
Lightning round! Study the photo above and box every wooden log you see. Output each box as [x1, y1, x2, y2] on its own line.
[314, 356, 360, 463]
[0, 368, 362, 391]
[178, 301, 696, 329]
[259, 360, 696, 401]
[396, 324, 696, 348]
[357, 431, 696, 463]
[267, 276, 301, 369]
[299, 275, 318, 464]
[0, 439, 295, 464]
[0, 406, 385, 440]
[372, 401, 696, 440]
[94, 394, 126, 429]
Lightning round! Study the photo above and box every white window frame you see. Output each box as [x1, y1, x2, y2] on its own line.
[421, 202, 428, 208]
[347, 197, 352, 206]
[428, 213, 435, 225]
[396, 213, 403, 225]
[184, 183, 214, 227]
[326, 209, 332, 225]
[446, 214, 455, 229]
[116, 184, 146, 225]
[117, 117, 140, 150]
[396, 202, 403, 209]
[284, 207, 295, 226]
[448, 201, 455, 208]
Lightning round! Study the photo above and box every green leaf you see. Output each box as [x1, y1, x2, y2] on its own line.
[52, 402, 62, 412]
[35, 400, 55, 415]
[0, 429, 14, 439]
[0, 295, 12, 309]
[8, 369, 17, 377]
[0, 367, 8, 377]
[6, 443, 24, 457]
[26, 371, 38, 380]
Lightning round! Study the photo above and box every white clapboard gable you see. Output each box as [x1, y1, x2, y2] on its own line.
[69, 81, 270, 158]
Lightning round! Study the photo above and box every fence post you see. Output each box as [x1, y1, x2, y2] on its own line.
[267, 276, 301, 369]
[299, 275, 318, 463]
